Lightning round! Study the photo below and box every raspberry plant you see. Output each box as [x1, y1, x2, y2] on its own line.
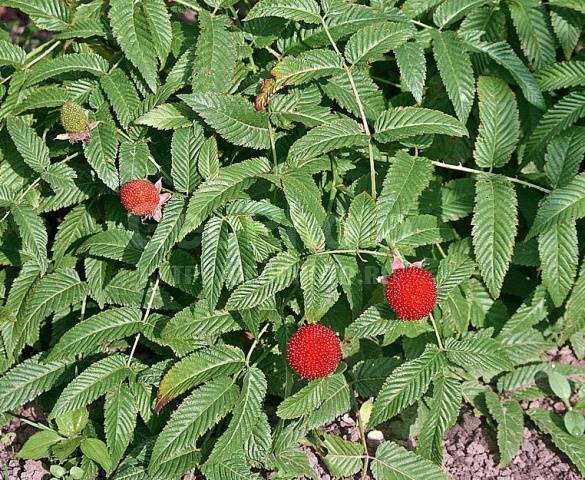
[0, 0, 584, 479]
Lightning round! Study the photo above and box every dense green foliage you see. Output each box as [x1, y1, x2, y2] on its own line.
[0, 0, 585, 479]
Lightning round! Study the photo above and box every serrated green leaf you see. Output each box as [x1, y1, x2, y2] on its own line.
[300, 255, 339, 321]
[156, 345, 245, 411]
[271, 49, 344, 87]
[526, 91, 585, 159]
[322, 434, 363, 477]
[192, 12, 237, 94]
[284, 180, 326, 252]
[47, 307, 144, 361]
[341, 192, 376, 249]
[485, 391, 523, 466]
[149, 378, 239, 479]
[135, 103, 195, 130]
[23, 54, 108, 88]
[463, 34, 545, 110]
[550, 10, 580, 60]
[377, 151, 434, 239]
[544, 128, 585, 189]
[118, 139, 151, 185]
[180, 157, 271, 239]
[226, 251, 300, 310]
[225, 230, 257, 290]
[14, 268, 87, 355]
[374, 107, 467, 143]
[432, 30, 475, 123]
[527, 408, 585, 476]
[433, 0, 488, 28]
[105, 384, 137, 466]
[208, 367, 267, 459]
[472, 175, 518, 298]
[474, 76, 520, 168]
[0, 355, 72, 412]
[509, 0, 555, 69]
[142, 0, 172, 66]
[171, 124, 203, 194]
[444, 335, 513, 372]
[51, 355, 132, 418]
[198, 136, 219, 180]
[100, 69, 140, 129]
[527, 173, 585, 238]
[417, 376, 462, 464]
[180, 93, 270, 149]
[539, 220, 578, 307]
[6, 116, 50, 173]
[83, 120, 119, 191]
[1, 0, 70, 31]
[345, 22, 414, 65]
[435, 254, 476, 304]
[136, 195, 185, 278]
[287, 117, 368, 166]
[372, 441, 448, 480]
[201, 217, 229, 310]
[370, 345, 445, 426]
[0, 39, 25, 67]
[536, 61, 585, 91]
[11, 204, 48, 273]
[246, 0, 321, 23]
[277, 377, 328, 419]
[109, 0, 158, 91]
[160, 301, 239, 345]
[395, 41, 426, 104]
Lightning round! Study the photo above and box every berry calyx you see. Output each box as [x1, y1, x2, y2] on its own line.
[60, 101, 88, 133]
[287, 323, 342, 380]
[381, 257, 437, 321]
[119, 179, 171, 222]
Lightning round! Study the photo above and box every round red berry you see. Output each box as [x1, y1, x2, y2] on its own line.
[385, 267, 437, 320]
[120, 180, 160, 216]
[287, 324, 342, 380]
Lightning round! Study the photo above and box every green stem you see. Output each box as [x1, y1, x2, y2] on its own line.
[315, 249, 389, 258]
[431, 160, 551, 194]
[127, 277, 160, 367]
[320, 16, 377, 200]
[173, 0, 202, 11]
[267, 114, 278, 168]
[0, 40, 61, 85]
[246, 323, 270, 366]
[327, 155, 339, 213]
[429, 312, 444, 350]
[357, 409, 370, 479]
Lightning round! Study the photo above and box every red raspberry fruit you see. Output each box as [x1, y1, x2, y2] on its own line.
[287, 324, 342, 380]
[385, 266, 437, 320]
[119, 179, 170, 222]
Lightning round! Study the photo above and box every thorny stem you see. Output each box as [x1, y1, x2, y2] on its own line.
[431, 160, 551, 194]
[436, 243, 447, 258]
[357, 410, 370, 479]
[327, 154, 339, 213]
[320, 16, 377, 200]
[315, 249, 389, 258]
[8, 413, 55, 433]
[127, 277, 160, 367]
[267, 114, 278, 168]
[0, 152, 80, 223]
[246, 323, 271, 366]
[1, 40, 61, 85]
[411, 19, 433, 30]
[429, 312, 444, 351]
[173, 0, 202, 12]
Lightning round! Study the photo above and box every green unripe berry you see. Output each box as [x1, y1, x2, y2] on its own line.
[60, 101, 88, 133]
